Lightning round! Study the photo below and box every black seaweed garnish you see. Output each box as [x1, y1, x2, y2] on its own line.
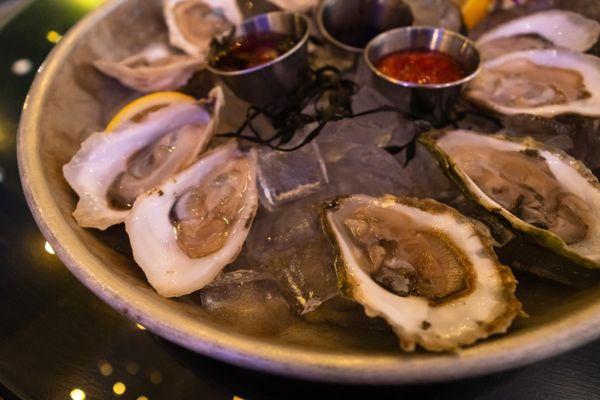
[218, 67, 408, 153]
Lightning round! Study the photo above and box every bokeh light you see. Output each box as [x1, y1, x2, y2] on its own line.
[11, 59, 33, 76]
[46, 30, 62, 44]
[98, 360, 113, 376]
[112, 382, 126, 396]
[44, 241, 55, 255]
[69, 388, 86, 400]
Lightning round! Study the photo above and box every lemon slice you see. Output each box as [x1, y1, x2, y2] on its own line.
[106, 91, 196, 132]
[461, 0, 492, 29]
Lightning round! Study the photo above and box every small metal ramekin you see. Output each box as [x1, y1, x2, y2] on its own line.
[364, 26, 481, 124]
[316, 0, 414, 54]
[207, 11, 310, 105]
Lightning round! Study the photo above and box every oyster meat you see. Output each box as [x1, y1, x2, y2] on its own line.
[466, 49, 600, 118]
[63, 87, 224, 230]
[164, 0, 243, 58]
[477, 10, 600, 60]
[125, 142, 258, 297]
[321, 194, 521, 351]
[94, 42, 203, 92]
[422, 129, 600, 268]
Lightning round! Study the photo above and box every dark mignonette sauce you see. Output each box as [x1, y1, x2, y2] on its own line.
[212, 32, 297, 71]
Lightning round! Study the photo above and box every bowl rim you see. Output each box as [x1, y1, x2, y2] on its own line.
[206, 11, 310, 77]
[315, 0, 365, 54]
[17, 0, 600, 385]
[364, 26, 481, 89]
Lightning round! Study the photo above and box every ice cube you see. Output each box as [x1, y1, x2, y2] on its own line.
[394, 143, 460, 201]
[268, 237, 338, 314]
[257, 141, 330, 210]
[244, 198, 339, 314]
[327, 145, 411, 197]
[318, 87, 414, 163]
[199, 269, 297, 335]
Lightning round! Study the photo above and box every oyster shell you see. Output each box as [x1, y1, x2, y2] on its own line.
[94, 43, 203, 92]
[422, 129, 600, 268]
[466, 49, 600, 118]
[63, 87, 224, 230]
[477, 10, 600, 60]
[164, 0, 243, 58]
[125, 142, 258, 297]
[321, 194, 521, 351]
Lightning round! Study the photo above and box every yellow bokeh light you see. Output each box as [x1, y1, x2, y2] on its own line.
[233, 396, 245, 400]
[70, 388, 86, 400]
[98, 360, 113, 376]
[137, 396, 149, 400]
[46, 31, 62, 44]
[44, 241, 55, 255]
[150, 371, 163, 384]
[113, 382, 126, 395]
[135, 323, 146, 330]
[126, 362, 140, 375]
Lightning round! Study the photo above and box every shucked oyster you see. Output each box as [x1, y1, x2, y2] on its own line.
[94, 43, 203, 93]
[164, 0, 243, 58]
[466, 49, 600, 118]
[125, 142, 258, 297]
[321, 194, 521, 351]
[422, 130, 600, 268]
[476, 10, 600, 60]
[63, 87, 224, 230]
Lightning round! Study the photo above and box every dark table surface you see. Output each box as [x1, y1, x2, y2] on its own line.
[1, 1, 600, 399]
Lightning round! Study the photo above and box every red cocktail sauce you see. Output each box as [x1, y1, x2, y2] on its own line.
[376, 50, 465, 85]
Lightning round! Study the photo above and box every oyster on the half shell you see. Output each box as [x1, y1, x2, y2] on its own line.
[125, 142, 258, 297]
[466, 49, 600, 118]
[321, 194, 521, 351]
[422, 129, 600, 269]
[164, 0, 243, 58]
[477, 10, 600, 60]
[94, 42, 203, 93]
[63, 87, 224, 230]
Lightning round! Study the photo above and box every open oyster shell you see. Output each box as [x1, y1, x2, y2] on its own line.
[163, 0, 243, 58]
[476, 10, 600, 60]
[63, 87, 224, 230]
[321, 194, 521, 351]
[466, 49, 600, 118]
[422, 129, 600, 269]
[125, 142, 259, 297]
[94, 42, 203, 93]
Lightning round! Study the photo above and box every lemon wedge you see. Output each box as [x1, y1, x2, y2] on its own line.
[461, 0, 492, 29]
[106, 91, 196, 132]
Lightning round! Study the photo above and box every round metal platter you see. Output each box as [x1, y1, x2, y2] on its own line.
[17, 0, 600, 384]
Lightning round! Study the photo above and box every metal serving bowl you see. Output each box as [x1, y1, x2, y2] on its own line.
[17, 0, 600, 384]
[207, 11, 310, 105]
[365, 26, 481, 123]
[316, 0, 414, 54]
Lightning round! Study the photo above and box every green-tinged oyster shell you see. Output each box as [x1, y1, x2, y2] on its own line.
[320, 194, 521, 352]
[421, 129, 600, 269]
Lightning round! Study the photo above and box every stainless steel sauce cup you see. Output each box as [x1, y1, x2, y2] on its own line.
[316, 0, 414, 54]
[207, 11, 310, 106]
[364, 26, 481, 124]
